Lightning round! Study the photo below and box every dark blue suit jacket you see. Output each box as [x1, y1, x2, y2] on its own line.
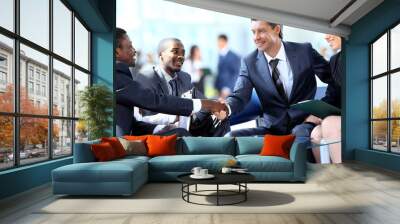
[227, 42, 332, 133]
[215, 50, 241, 92]
[115, 62, 193, 136]
[139, 67, 211, 123]
[321, 52, 342, 109]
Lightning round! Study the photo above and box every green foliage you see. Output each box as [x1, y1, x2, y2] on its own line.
[79, 84, 113, 140]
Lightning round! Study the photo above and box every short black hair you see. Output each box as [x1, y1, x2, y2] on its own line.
[157, 38, 182, 56]
[116, 27, 127, 48]
[218, 34, 228, 42]
[189, 45, 199, 60]
[250, 19, 283, 39]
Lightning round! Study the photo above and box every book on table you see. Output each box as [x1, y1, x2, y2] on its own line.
[290, 100, 341, 119]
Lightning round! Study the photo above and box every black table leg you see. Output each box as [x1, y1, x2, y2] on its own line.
[245, 183, 247, 201]
[217, 184, 219, 206]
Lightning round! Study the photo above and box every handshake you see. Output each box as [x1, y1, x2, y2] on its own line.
[200, 99, 229, 120]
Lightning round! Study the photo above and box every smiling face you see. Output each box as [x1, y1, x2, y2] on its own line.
[324, 34, 342, 52]
[116, 34, 136, 66]
[250, 20, 281, 54]
[160, 40, 185, 75]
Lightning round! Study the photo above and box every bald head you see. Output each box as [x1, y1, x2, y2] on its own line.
[157, 38, 183, 56]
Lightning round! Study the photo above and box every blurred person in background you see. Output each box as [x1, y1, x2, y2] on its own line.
[215, 34, 241, 99]
[139, 52, 156, 74]
[182, 45, 204, 93]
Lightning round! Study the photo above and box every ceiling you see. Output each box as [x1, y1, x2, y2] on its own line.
[166, 0, 384, 37]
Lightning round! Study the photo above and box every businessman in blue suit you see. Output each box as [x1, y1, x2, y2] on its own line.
[115, 28, 225, 136]
[219, 20, 332, 137]
[215, 34, 241, 99]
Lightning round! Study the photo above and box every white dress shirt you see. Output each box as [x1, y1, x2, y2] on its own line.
[263, 41, 294, 99]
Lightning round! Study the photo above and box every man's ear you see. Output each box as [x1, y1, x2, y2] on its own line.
[274, 25, 281, 36]
[115, 48, 121, 58]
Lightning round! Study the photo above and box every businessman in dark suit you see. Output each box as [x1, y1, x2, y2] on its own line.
[138, 38, 229, 136]
[115, 28, 225, 136]
[215, 34, 241, 99]
[218, 20, 332, 138]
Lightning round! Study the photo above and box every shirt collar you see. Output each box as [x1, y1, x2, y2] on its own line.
[157, 66, 177, 82]
[219, 46, 229, 56]
[263, 41, 287, 63]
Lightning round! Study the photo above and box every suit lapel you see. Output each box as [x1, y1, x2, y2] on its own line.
[284, 42, 300, 103]
[153, 68, 170, 94]
[255, 50, 281, 100]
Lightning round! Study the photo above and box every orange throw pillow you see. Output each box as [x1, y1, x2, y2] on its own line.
[259, 134, 296, 159]
[101, 137, 126, 158]
[91, 142, 117, 161]
[146, 134, 177, 157]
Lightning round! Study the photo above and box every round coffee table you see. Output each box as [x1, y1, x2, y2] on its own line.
[177, 173, 255, 206]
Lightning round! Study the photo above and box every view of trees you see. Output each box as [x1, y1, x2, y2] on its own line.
[372, 99, 400, 147]
[0, 85, 59, 153]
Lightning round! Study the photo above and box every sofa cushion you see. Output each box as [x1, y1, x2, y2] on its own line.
[52, 162, 142, 183]
[236, 155, 293, 172]
[91, 142, 118, 161]
[147, 134, 177, 157]
[236, 137, 263, 155]
[178, 137, 235, 155]
[118, 138, 147, 156]
[148, 154, 235, 172]
[101, 137, 127, 158]
[260, 134, 295, 159]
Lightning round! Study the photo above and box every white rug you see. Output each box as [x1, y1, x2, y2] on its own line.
[38, 183, 361, 214]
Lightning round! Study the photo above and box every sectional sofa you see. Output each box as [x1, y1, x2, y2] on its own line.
[52, 137, 308, 196]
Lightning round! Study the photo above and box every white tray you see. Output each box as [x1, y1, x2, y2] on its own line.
[190, 174, 215, 179]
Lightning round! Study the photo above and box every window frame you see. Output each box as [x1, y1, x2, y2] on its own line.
[0, 0, 92, 171]
[370, 20, 400, 154]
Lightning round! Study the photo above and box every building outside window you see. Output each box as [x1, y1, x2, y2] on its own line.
[0, 0, 91, 170]
[371, 23, 400, 154]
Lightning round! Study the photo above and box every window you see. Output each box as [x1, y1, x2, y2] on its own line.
[35, 83, 40, 95]
[371, 23, 400, 154]
[42, 85, 46, 97]
[20, 0, 49, 49]
[75, 18, 90, 70]
[0, 35, 13, 113]
[0, 0, 14, 32]
[28, 81, 34, 94]
[28, 67, 34, 80]
[0, 0, 91, 170]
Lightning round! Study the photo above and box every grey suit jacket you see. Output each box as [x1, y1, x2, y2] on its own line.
[227, 41, 332, 133]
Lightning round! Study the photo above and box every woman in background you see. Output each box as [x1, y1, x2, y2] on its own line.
[311, 34, 343, 163]
[182, 45, 204, 93]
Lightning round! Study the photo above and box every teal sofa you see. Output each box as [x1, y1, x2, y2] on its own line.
[52, 137, 307, 196]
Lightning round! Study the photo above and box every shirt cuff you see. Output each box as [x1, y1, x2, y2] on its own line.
[153, 125, 165, 134]
[226, 103, 232, 116]
[192, 99, 202, 113]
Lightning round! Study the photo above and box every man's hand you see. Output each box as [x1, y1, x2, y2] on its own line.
[304, 115, 322, 125]
[213, 110, 228, 120]
[213, 98, 228, 120]
[201, 99, 228, 113]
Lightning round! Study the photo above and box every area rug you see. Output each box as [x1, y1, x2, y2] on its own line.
[37, 183, 361, 214]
